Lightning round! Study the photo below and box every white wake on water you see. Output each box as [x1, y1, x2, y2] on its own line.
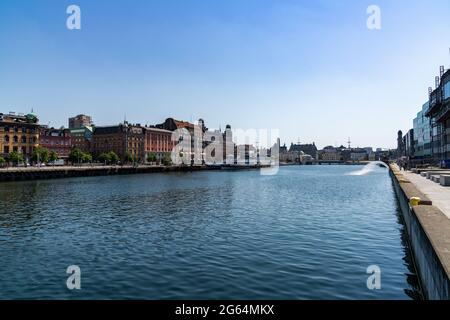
[347, 161, 389, 176]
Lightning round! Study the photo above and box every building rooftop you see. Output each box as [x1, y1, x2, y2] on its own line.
[0, 111, 39, 124]
[145, 127, 173, 134]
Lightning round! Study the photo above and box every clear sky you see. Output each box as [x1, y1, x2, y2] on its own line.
[1, 0, 450, 149]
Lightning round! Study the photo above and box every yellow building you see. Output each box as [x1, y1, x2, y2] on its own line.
[0, 112, 40, 160]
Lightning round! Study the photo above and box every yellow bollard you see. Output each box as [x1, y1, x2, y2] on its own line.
[410, 197, 421, 206]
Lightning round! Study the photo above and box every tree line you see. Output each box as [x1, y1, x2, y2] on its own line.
[0, 147, 172, 167]
[0, 147, 58, 167]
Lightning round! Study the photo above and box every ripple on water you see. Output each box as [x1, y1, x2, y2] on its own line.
[0, 166, 421, 299]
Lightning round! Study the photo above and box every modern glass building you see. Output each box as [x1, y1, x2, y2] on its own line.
[413, 101, 432, 160]
[426, 69, 450, 167]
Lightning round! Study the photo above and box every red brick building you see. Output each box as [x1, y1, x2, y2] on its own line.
[154, 118, 207, 165]
[92, 122, 145, 162]
[69, 126, 93, 153]
[39, 127, 72, 159]
[144, 127, 174, 162]
[155, 117, 196, 132]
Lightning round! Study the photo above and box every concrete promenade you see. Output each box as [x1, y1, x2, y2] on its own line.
[401, 169, 450, 219]
[390, 164, 450, 299]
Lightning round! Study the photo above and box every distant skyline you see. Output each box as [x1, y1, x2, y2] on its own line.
[1, 0, 450, 149]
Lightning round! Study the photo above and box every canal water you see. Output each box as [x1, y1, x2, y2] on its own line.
[0, 166, 422, 299]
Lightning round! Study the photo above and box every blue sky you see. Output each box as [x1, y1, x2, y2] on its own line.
[1, 0, 450, 148]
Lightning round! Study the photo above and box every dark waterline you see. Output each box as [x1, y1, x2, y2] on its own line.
[0, 166, 422, 299]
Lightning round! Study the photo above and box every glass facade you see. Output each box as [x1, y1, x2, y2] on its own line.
[417, 70, 450, 167]
[413, 101, 432, 158]
[444, 81, 450, 100]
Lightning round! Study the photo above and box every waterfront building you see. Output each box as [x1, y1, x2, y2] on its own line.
[300, 152, 314, 164]
[350, 152, 367, 162]
[425, 68, 450, 167]
[289, 143, 318, 160]
[397, 130, 404, 158]
[321, 152, 341, 161]
[155, 117, 196, 132]
[413, 101, 432, 161]
[280, 146, 314, 164]
[39, 127, 72, 159]
[235, 144, 257, 165]
[0, 111, 39, 161]
[396, 127, 417, 164]
[375, 149, 394, 161]
[92, 122, 145, 162]
[403, 129, 415, 159]
[341, 147, 368, 162]
[279, 150, 300, 163]
[144, 127, 174, 162]
[69, 114, 93, 129]
[319, 146, 342, 161]
[155, 118, 206, 165]
[69, 126, 93, 153]
[222, 125, 235, 164]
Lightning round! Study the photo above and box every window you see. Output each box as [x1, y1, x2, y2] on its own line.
[444, 82, 450, 100]
[4, 135, 9, 143]
[21, 136, 26, 143]
[13, 136, 18, 143]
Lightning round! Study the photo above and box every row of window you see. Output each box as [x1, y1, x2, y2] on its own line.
[0, 126, 37, 134]
[1, 146, 30, 154]
[444, 82, 450, 100]
[147, 134, 173, 140]
[40, 140, 71, 146]
[3, 135, 37, 144]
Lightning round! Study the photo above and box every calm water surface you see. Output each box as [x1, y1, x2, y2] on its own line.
[0, 166, 422, 299]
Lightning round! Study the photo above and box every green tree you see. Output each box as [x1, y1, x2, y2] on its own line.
[0, 156, 5, 167]
[98, 152, 111, 164]
[32, 146, 49, 164]
[162, 153, 172, 166]
[9, 151, 24, 166]
[49, 151, 58, 163]
[124, 152, 134, 164]
[147, 152, 157, 163]
[82, 152, 92, 163]
[108, 151, 119, 164]
[69, 148, 84, 164]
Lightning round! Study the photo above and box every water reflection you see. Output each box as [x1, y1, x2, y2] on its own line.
[0, 167, 423, 299]
[392, 193, 423, 300]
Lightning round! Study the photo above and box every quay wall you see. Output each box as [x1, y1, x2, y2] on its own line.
[390, 165, 450, 299]
[0, 165, 263, 182]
